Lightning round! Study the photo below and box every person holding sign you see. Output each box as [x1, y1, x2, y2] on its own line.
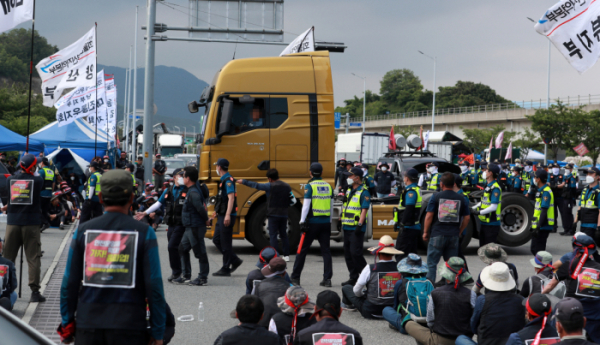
[505, 293, 558, 345]
[530, 170, 555, 256]
[423, 172, 471, 283]
[59, 170, 166, 345]
[2, 154, 45, 303]
[341, 235, 404, 319]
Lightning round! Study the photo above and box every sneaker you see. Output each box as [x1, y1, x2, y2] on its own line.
[341, 302, 356, 311]
[167, 274, 180, 282]
[188, 278, 208, 286]
[30, 291, 46, 303]
[560, 231, 574, 236]
[283, 256, 290, 262]
[171, 276, 190, 284]
[341, 279, 356, 287]
[59, 223, 65, 230]
[212, 269, 231, 277]
[319, 279, 332, 287]
[291, 278, 301, 286]
[230, 259, 243, 273]
[40, 224, 49, 233]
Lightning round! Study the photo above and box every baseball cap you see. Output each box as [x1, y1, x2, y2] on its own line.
[215, 158, 229, 169]
[343, 167, 364, 178]
[173, 168, 184, 176]
[19, 154, 37, 173]
[459, 161, 470, 167]
[100, 170, 134, 202]
[426, 162, 439, 168]
[525, 160, 533, 166]
[512, 166, 522, 172]
[310, 162, 323, 175]
[155, 153, 161, 158]
[261, 257, 286, 277]
[588, 167, 600, 175]
[487, 164, 500, 174]
[257, 247, 278, 268]
[555, 297, 584, 324]
[404, 168, 419, 179]
[89, 161, 99, 168]
[50, 191, 62, 201]
[313, 290, 341, 320]
[523, 293, 552, 316]
[535, 169, 548, 180]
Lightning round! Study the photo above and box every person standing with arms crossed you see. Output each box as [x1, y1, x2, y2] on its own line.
[340, 167, 371, 287]
[471, 164, 503, 246]
[153, 154, 166, 193]
[2, 154, 46, 302]
[212, 158, 244, 277]
[38, 158, 55, 232]
[292, 163, 333, 287]
[530, 170, 555, 256]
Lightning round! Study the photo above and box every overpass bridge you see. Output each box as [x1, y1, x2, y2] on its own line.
[335, 94, 600, 138]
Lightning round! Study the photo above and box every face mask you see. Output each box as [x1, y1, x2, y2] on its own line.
[482, 171, 488, 179]
[512, 171, 518, 177]
[347, 178, 354, 185]
[362, 169, 367, 174]
[565, 170, 571, 176]
[552, 168, 560, 175]
[104, 159, 108, 163]
[177, 177, 184, 185]
[71, 176, 75, 180]
[460, 166, 468, 173]
[427, 167, 436, 173]
[381, 167, 387, 172]
[169, 182, 174, 186]
[515, 163, 522, 168]
[216, 168, 221, 176]
[586, 175, 595, 184]
[524, 166, 532, 172]
[153, 196, 158, 201]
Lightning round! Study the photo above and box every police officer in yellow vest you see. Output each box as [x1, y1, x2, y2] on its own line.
[573, 166, 600, 262]
[292, 162, 334, 287]
[80, 161, 103, 223]
[393, 168, 422, 261]
[530, 169, 555, 256]
[39, 158, 55, 231]
[419, 162, 440, 191]
[471, 164, 502, 246]
[341, 167, 371, 287]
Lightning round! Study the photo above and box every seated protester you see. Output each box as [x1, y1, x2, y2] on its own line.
[382, 253, 430, 334]
[0, 238, 18, 311]
[63, 188, 81, 218]
[405, 257, 476, 345]
[138, 196, 164, 230]
[520, 251, 560, 298]
[456, 262, 525, 345]
[542, 234, 600, 342]
[48, 191, 67, 229]
[341, 235, 404, 319]
[246, 247, 291, 295]
[255, 257, 293, 328]
[553, 233, 587, 271]
[269, 286, 317, 345]
[214, 295, 279, 345]
[58, 190, 74, 225]
[473, 243, 519, 294]
[505, 293, 558, 345]
[294, 290, 363, 345]
[554, 298, 599, 345]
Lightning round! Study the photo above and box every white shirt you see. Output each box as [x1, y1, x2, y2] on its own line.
[353, 259, 395, 297]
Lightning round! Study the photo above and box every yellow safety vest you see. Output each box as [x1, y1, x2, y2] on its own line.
[309, 180, 332, 217]
[478, 181, 502, 223]
[342, 186, 365, 227]
[394, 185, 422, 225]
[42, 167, 54, 191]
[522, 172, 531, 192]
[426, 173, 440, 191]
[533, 185, 555, 229]
[88, 172, 102, 196]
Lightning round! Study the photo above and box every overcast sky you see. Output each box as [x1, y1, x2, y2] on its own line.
[27, 0, 599, 109]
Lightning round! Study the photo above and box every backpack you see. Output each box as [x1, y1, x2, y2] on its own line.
[402, 277, 434, 323]
[529, 272, 566, 299]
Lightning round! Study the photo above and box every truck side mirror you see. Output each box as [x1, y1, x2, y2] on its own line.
[217, 99, 233, 138]
[188, 100, 199, 113]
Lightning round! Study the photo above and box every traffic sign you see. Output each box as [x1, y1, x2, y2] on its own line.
[349, 122, 362, 127]
[334, 112, 341, 129]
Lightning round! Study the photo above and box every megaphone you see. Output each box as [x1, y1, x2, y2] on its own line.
[407, 134, 422, 149]
[394, 134, 406, 148]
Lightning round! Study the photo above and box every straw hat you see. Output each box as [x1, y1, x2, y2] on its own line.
[368, 235, 404, 255]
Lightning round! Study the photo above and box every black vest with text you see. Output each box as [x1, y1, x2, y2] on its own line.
[431, 284, 473, 338]
[267, 180, 292, 217]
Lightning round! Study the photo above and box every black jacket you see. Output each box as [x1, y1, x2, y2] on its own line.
[294, 318, 363, 345]
[6, 172, 43, 226]
[271, 312, 316, 345]
[255, 276, 292, 328]
[182, 182, 208, 228]
[214, 323, 279, 345]
[0, 255, 17, 301]
[557, 339, 600, 345]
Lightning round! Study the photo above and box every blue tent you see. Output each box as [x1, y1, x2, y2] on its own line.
[30, 118, 114, 151]
[0, 124, 45, 152]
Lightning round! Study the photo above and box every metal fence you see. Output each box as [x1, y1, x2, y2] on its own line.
[362, 94, 600, 122]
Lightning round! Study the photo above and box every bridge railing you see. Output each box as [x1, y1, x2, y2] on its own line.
[361, 94, 600, 122]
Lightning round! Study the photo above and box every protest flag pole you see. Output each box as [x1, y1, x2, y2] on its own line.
[25, 0, 37, 153]
[94, 22, 98, 159]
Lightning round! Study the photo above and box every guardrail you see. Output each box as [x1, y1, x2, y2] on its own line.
[359, 94, 600, 122]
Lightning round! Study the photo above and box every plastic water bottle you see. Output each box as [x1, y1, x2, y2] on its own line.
[198, 302, 204, 322]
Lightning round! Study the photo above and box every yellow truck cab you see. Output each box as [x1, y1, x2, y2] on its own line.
[189, 51, 362, 250]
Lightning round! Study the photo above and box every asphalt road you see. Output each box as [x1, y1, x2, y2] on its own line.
[159, 223, 575, 345]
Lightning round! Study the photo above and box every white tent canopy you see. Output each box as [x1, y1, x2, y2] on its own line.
[47, 148, 90, 175]
[523, 149, 546, 160]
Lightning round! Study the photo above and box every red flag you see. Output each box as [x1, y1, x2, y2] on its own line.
[389, 127, 396, 150]
[464, 153, 474, 165]
[574, 143, 590, 157]
[418, 126, 424, 151]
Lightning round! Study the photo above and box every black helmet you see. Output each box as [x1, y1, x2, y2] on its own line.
[20, 154, 37, 174]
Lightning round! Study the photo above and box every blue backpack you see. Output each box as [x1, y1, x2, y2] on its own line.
[401, 277, 434, 323]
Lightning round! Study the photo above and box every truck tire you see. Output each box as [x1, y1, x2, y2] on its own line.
[247, 202, 302, 253]
[496, 193, 533, 247]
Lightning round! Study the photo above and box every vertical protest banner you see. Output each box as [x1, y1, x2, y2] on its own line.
[36, 26, 96, 106]
[535, 1, 600, 74]
[83, 230, 139, 289]
[0, 0, 33, 33]
[506, 142, 513, 160]
[54, 70, 106, 127]
[495, 131, 504, 149]
[280, 27, 314, 56]
[105, 76, 117, 137]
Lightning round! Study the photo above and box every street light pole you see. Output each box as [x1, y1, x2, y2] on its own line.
[124, 46, 132, 156]
[132, 6, 139, 162]
[351, 73, 366, 133]
[142, 0, 156, 182]
[418, 50, 436, 131]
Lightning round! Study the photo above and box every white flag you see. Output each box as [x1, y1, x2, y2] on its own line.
[0, 0, 33, 34]
[423, 130, 430, 151]
[505, 142, 513, 160]
[55, 70, 106, 127]
[495, 131, 504, 149]
[535, 1, 600, 74]
[36, 27, 96, 106]
[105, 76, 117, 136]
[280, 27, 315, 56]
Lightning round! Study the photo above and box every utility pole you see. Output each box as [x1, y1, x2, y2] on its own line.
[143, 0, 157, 182]
[124, 46, 132, 156]
[419, 50, 436, 131]
[132, 6, 139, 162]
[351, 73, 367, 133]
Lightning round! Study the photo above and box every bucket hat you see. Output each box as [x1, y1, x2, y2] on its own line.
[480, 262, 516, 291]
[397, 253, 427, 275]
[477, 243, 508, 264]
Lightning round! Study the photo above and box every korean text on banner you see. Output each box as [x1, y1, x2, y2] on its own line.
[36, 26, 96, 106]
[574, 142, 590, 156]
[280, 27, 314, 56]
[495, 131, 504, 149]
[105, 77, 117, 136]
[535, 0, 600, 74]
[55, 70, 106, 127]
[0, 0, 33, 34]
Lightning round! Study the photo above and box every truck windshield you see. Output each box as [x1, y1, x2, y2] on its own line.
[161, 147, 183, 158]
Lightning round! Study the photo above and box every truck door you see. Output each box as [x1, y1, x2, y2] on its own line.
[209, 95, 270, 177]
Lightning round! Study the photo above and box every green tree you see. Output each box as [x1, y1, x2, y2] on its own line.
[578, 110, 600, 166]
[392, 125, 416, 138]
[0, 28, 58, 81]
[527, 101, 583, 162]
[513, 127, 542, 162]
[460, 125, 516, 155]
[379, 69, 426, 112]
[0, 85, 55, 135]
[436, 81, 512, 109]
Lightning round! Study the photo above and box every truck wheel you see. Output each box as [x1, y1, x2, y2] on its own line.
[247, 203, 302, 253]
[496, 193, 533, 247]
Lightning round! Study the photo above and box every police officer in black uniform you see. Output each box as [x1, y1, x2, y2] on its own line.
[334, 160, 348, 194]
[2, 154, 46, 302]
[559, 163, 578, 236]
